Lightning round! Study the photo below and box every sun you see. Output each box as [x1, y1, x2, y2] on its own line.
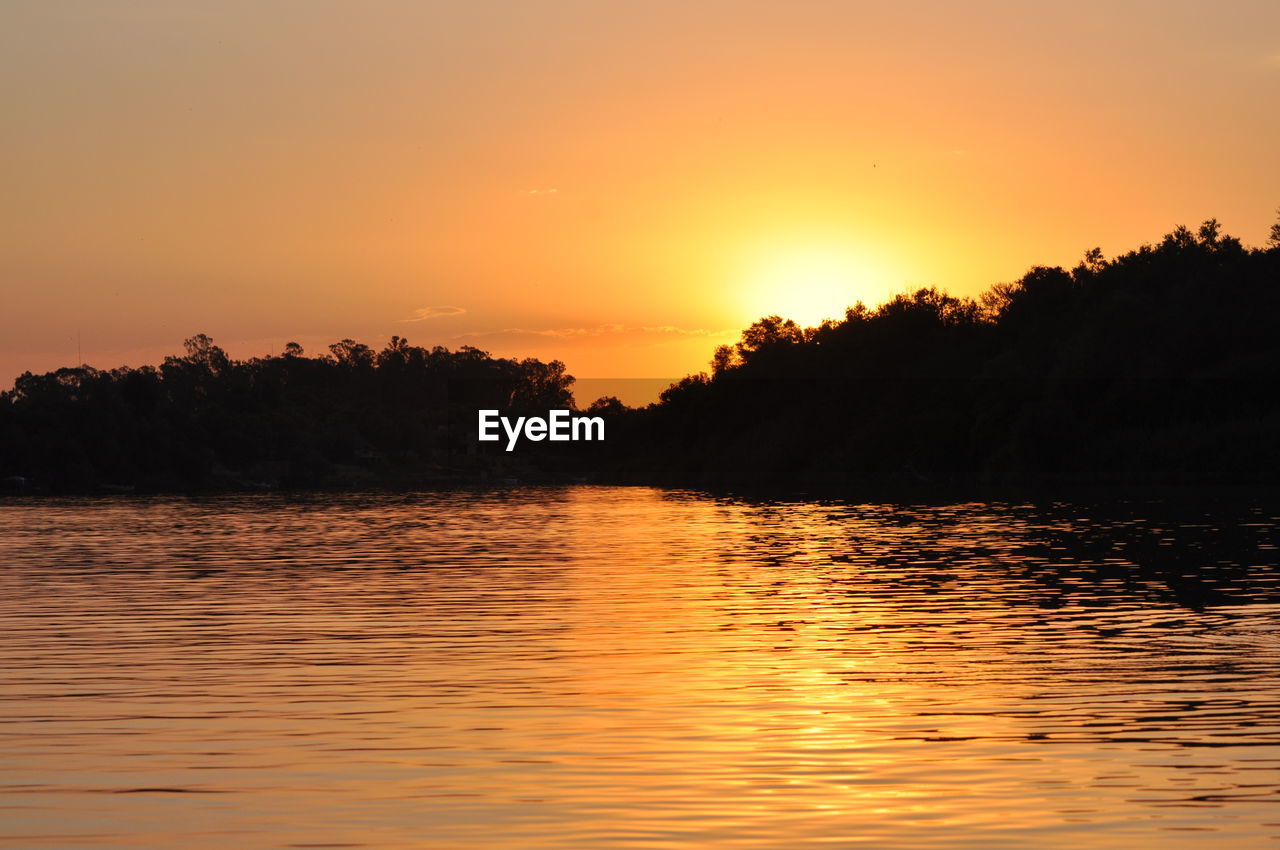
[736, 243, 886, 328]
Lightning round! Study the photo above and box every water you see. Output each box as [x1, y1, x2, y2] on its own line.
[2, 488, 1279, 848]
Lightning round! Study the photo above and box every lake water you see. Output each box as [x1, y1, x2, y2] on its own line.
[2, 488, 1279, 848]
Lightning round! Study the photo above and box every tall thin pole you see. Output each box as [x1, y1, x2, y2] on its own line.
[77, 331, 82, 366]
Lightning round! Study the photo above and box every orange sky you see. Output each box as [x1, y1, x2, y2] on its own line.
[3, 0, 1279, 391]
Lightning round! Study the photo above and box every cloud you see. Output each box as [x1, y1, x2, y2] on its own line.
[454, 324, 737, 341]
[401, 306, 467, 322]
[637, 325, 734, 337]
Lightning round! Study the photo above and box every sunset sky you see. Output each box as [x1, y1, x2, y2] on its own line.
[3, 0, 1279, 391]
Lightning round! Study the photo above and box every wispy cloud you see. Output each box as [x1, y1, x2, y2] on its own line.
[401, 306, 467, 322]
[455, 324, 736, 341]
[639, 325, 736, 337]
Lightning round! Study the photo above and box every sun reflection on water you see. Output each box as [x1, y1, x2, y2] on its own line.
[0, 488, 1278, 847]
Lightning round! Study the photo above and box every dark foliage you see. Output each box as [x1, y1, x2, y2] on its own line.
[0, 337, 576, 491]
[606, 219, 1280, 488]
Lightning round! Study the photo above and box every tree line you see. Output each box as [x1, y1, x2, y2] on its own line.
[0, 337, 582, 490]
[2, 215, 1279, 492]
[599, 216, 1280, 488]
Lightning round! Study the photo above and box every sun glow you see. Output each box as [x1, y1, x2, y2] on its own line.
[736, 242, 890, 328]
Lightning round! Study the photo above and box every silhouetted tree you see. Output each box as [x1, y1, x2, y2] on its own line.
[711, 344, 738, 374]
[176, 334, 230, 373]
[735, 316, 804, 365]
[329, 339, 374, 368]
[587, 396, 626, 415]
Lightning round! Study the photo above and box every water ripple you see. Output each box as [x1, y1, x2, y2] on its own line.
[1, 488, 1278, 847]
